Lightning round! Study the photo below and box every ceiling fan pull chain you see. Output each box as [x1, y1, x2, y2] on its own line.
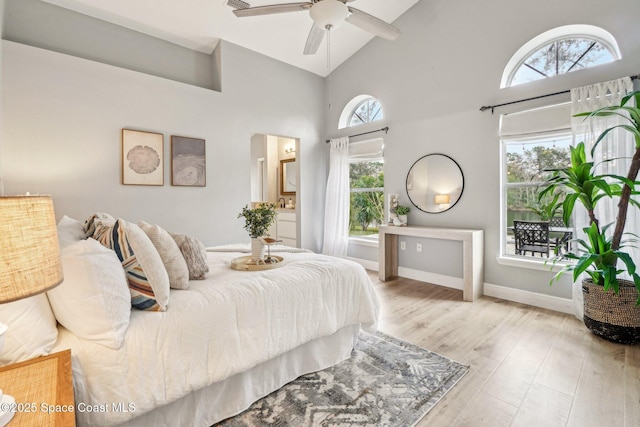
[326, 24, 332, 70]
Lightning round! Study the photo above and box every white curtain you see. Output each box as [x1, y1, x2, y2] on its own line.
[322, 137, 350, 257]
[570, 76, 637, 319]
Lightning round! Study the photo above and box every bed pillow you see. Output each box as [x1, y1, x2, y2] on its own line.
[170, 233, 209, 280]
[138, 221, 190, 290]
[83, 212, 115, 238]
[0, 294, 58, 366]
[47, 238, 131, 349]
[93, 219, 170, 311]
[57, 215, 86, 249]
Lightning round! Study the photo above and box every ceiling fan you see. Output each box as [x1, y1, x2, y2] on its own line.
[227, 0, 401, 56]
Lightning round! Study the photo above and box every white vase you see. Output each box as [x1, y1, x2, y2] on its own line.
[250, 237, 265, 263]
[398, 214, 408, 226]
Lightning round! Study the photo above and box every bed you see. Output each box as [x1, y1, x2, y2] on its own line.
[49, 236, 379, 426]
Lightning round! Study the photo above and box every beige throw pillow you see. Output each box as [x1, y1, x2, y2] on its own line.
[170, 233, 209, 280]
[139, 221, 190, 290]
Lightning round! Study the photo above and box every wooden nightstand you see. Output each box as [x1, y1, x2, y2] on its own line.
[0, 350, 75, 426]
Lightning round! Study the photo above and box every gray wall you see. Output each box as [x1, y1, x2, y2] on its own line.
[1, 9, 326, 250]
[329, 0, 640, 298]
[3, 0, 220, 91]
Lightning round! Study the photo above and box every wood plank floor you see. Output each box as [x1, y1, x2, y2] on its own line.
[369, 272, 640, 427]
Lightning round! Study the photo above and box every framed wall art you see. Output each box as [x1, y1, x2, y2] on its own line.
[122, 129, 164, 186]
[171, 135, 206, 187]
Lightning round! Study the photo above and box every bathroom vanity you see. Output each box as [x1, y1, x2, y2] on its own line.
[275, 209, 297, 247]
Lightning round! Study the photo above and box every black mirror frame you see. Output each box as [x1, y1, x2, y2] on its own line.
[405, 153, 464, 214]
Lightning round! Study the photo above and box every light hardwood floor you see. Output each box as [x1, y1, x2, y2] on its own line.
[370, 272, 640, 427]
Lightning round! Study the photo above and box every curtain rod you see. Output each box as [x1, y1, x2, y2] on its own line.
[325, 126, 389, 143]
[479, 74, 640, 114]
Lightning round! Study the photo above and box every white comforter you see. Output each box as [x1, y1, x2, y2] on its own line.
[54, 251, 379, 426]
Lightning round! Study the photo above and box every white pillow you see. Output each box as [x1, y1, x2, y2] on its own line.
[57, 215, 85, 249]
[0, 294, 58, 366]
[93, 219, 170, 311]
[47, 239, 131, 349]
[138, 221, 190, 290]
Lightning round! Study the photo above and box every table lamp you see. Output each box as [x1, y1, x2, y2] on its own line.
[0, 196, 63, 426]
[434, 194, 450, 205]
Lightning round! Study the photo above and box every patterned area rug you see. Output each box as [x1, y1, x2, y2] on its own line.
[215, 331, 469, 426]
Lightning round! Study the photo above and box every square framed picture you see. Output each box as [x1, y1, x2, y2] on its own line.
[171, 136, 206, 187]
[122, 129, 164, 186]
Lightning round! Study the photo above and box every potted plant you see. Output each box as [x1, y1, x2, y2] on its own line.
[539, 91, 640, 344]
[238, 203, 277, 263]
[526, 191, 563, 222]
[392, 205, 410, 226]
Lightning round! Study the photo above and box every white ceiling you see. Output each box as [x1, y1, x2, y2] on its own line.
[41, 0, 419, 77]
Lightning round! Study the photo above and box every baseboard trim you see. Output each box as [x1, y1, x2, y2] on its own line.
[345, 257, 573, 315]
[346, 257, 378, 272]
[397, 267, 464, 290]
[484, 283, 573, 314]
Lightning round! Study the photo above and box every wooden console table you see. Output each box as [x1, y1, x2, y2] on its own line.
[379, 225, 484, 301]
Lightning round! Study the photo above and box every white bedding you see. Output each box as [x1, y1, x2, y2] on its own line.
[54, 251, 379, 427]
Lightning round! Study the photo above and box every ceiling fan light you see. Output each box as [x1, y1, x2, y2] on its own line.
[310, 0, 349, 30]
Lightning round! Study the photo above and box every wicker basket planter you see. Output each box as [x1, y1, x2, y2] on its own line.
[582, 279, 640, 344]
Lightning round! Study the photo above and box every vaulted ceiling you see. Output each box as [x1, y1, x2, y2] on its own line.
[42, 0, 420, 77]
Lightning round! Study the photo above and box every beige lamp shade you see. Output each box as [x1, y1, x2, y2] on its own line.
[0, 196, 63, 303]
[434, 194, 450, 205]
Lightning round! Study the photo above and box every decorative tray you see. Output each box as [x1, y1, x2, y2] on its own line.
[230, 255, 285, 271]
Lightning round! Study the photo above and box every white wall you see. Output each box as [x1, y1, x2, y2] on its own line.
[328, 0, 640, 298]
[1, 39, 326, 250]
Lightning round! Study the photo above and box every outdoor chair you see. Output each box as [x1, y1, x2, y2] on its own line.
[513, 220, 550, 257]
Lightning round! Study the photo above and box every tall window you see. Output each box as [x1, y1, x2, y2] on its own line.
[500, 104, 572, 259]
[349, 139, 384, 239]
[501, 25, 620, 88]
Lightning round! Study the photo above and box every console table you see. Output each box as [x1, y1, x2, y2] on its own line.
[379, 225, 484, 301]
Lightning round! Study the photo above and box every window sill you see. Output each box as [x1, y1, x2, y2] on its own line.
[496, 254, 569, 272]
[348, 236, 379, 248]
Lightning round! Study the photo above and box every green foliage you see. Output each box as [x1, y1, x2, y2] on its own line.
[539, 92, 640, 303]
[527, 191, 563, 221]
[349, 161, 384, 233]
[393, 205, 411, 215]
[237, 203, 276, 238]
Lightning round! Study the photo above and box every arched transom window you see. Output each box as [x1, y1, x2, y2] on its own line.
[339, 95, 384, 129]
[502, 25, 620, 88]
[349, 97, 383, 127]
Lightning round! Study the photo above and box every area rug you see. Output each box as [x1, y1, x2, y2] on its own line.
[215, 331, 469, 426]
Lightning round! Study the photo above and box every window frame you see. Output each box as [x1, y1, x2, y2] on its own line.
[498, 131, 574, 270]
[348, 142, 384, 245]
[348, 98, 383, 127]
[500, 25, 621, 88]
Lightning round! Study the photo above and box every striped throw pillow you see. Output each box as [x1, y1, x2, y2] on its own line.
[94, 219, 170, 311]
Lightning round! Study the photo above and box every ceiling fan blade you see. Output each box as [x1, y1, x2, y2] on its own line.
[233, 2, 312, 17]
[227, 0, 251, 10]
[303, 23, 325, 55]
[345, 7, 401, 41]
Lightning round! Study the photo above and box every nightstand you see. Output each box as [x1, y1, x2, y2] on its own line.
[0, 350, 75, 426]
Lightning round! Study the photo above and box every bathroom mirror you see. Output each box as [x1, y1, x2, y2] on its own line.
[406, 153, 464, 213]
[280, 158, 296, 195]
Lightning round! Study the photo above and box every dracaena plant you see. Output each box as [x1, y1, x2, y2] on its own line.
[538, 90, 640, 303]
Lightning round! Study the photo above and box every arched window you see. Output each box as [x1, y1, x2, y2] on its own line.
[501, 25, 620, 88]
[339, 95, 384, 129]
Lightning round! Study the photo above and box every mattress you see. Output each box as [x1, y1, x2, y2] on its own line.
[53, 250, 379, 426]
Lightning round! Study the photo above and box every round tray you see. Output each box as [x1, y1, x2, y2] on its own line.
[230, 255, 285, 271]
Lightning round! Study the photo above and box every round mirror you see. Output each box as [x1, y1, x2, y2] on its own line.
[406, 154, 464, 213]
